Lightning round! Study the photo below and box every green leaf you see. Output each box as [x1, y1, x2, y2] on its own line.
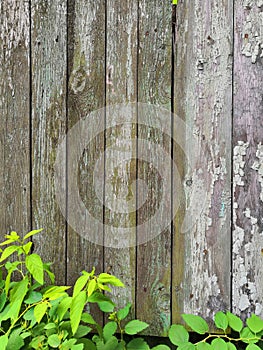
[23, 228, 43, 240]
[57, 296, 72, 321]
[81, 312, 97, 325]
[73, 273, 90, 298]
[44, 322, 57, 329]
[98, 301, 115, 313]
[6, 328, 24, 350]
[88, 292, 115, 306]
[23, 307, 36, 321]
[76, 339, 96, 350]
[127, 338, 150, 350]
[246, 344, 262, 350]
[43, 286, 70, 300]
[211, 338, 227, 350]
[117, 303, 131, 320]
[196, 343, 212, 349]
[125, 320, 149, 335]
[214, 311, 228, 331]
[74, 325, 92, 339]
[103, 337, 119, 350]
[25, 254, 44, 284]
[22, 242, 32, 255]
[103, 322, 118, 342]
[34, 302, 48, 323]
[168, 324, 189, 346]
[227, 343, 237, 350]
[0, 335, 8, 350]
[0, 291, 7, 312]
[226, 312, 243, 332]
[43, 263, 55, 284]
[0, 245, 19, 262]
[182, 314, 209, 334]
[177, 343, 195, 350]
[247, 314, 263, 333]
[71, 345, 84, 350]
[97, 273, 125, 287]
[48, 334, 61, 348]
[240, 327, 260, 344]
[29, 335, 45, 348]
[0, 232, 20, 246]
[151, 346, 170, 350]
[3, 277, 29, 320]
[70, 290, 87, 335]
[4, 262, 20, 295]
[87, 279, 97, 297]
[24, 291, 42, 304]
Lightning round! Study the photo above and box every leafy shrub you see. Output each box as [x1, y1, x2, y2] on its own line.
[0, 229, 262, 349]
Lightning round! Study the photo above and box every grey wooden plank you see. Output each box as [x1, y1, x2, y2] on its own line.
[136, 0, 172, 336]
[232, 0, 263, 320]
[104, 0, 138, 317]
[172, 0, 233, 325]
[66, 0, 105, 324]
[31, 0, 67, 284]
[0, 1, 31, 237]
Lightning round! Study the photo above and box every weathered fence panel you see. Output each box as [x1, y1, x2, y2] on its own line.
[233, 1, 263, 319]
[66, 0, 105, 324]
[31, 0, 67, 284]
[0, 1, 31, 236]
[136, 0, 172, 335]
[173, 0, 233, 324]
[0, 0, 262, 337]
[104, 0, 138, 320]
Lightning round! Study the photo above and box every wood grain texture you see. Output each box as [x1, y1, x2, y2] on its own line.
[232, 0, 263, 320]
[104, 0, 138, 316]
[0, 1, 31, 237]
[66, 0, 105, 323]
[136, 0, 172, 336]
[173, 0, 233, 324]
[31, 0, 67, 284]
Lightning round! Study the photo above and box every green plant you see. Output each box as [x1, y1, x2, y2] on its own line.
[0, 229, 169, 349]
[0, 229, 262, 350]
[168, 312, 263, 349]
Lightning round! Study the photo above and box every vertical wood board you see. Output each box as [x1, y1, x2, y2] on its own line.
[66, 0, 106, 323]
[31, 0, 67, 284]
[136, 0, 172, 336]
[104, 0, 138, 316]
[232, 0, 263, 319]
[0, 1, 31, 237]
[173, 0, 233, 324]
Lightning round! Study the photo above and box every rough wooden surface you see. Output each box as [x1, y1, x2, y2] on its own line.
[0, 0, 262, 336]
[103, 0, 138, 317]
[0, 1, 31, 237]
[173, 0, 233, 324]
[136, 0, 172, 336]
[232, 0, 263, 320]
[31, 0, 67, 284]
[66, 0, 105, 323]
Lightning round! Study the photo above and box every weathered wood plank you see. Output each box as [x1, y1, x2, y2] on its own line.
[66, 0, 105, 323]
[31, 0, 67, 284]
[173, 0, 233, 324]
[0, 1, 31, 237]
[104, 0, 138, 316]
[136, 0, 172, 336]
[232, 0, 263, 319]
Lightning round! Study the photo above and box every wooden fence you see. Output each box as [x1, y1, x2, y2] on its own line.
[0, 0, 262, 336]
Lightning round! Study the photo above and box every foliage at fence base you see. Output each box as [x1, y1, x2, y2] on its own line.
[0, 229, 262, 350]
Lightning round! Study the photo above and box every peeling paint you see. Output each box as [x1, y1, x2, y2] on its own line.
[251, 143, 263, 202]
[233, 141, 263, 318]
[241, 2, 263, 63]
